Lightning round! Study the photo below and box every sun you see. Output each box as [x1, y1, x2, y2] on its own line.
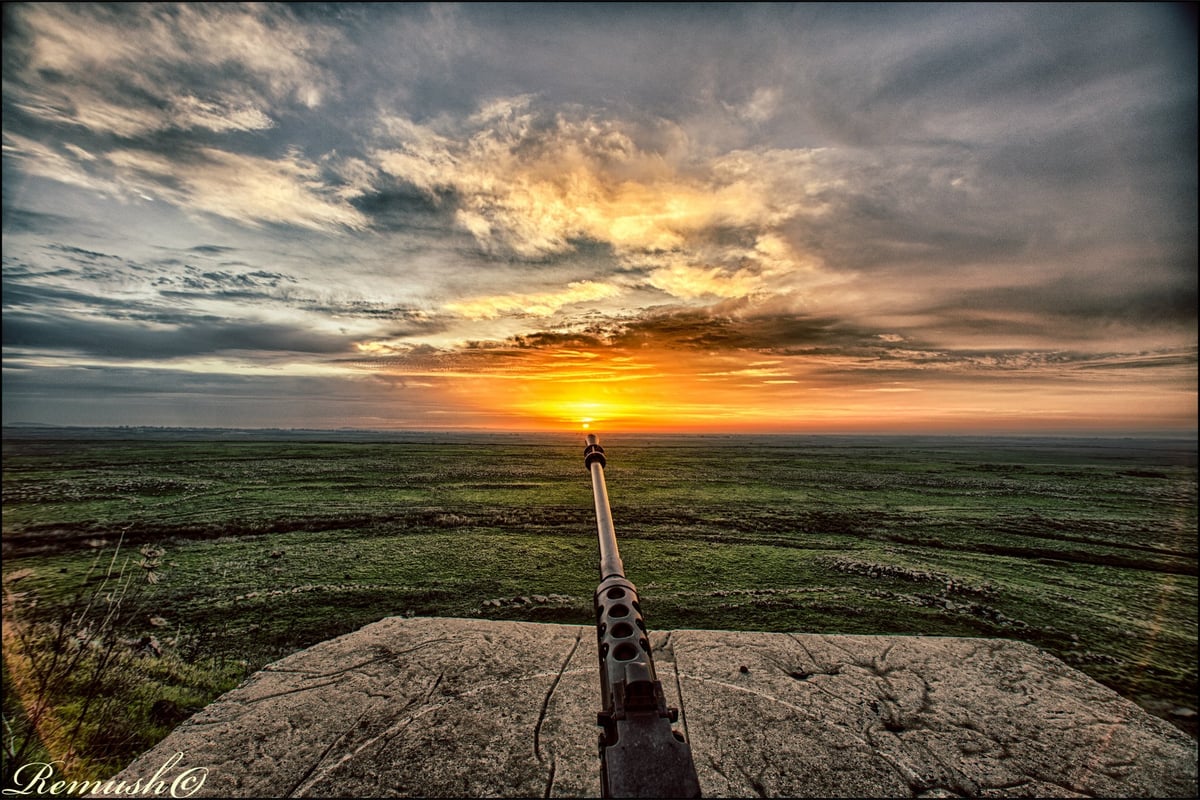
[511, 383, 649, 432]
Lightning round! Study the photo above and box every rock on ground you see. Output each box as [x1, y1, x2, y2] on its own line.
[101, 617, 1197, 798]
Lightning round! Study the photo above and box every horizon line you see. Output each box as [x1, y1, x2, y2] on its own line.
[3, 422, 1197, 441]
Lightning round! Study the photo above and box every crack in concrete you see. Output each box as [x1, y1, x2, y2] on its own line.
[705, 755, 734, 791]
[989, 779, 1035, 792]
[293, 685, 429, 787]
[535, 630, 582, 764]
[820, 634, 871, 663]
[423, 670, 444, 704]
[787, 633, 843, 678]
[284, 704, 376, 798]
[679, 673, 813, 717]
[366, 696, 423, 759]
[243, 677, 344, 705]
[1023, 767, 1098, 798]
[781, 662, 842, 681]
[913, 674, 934, 718]
[783, 666, 865, 716]
[860, 641, 900, 677]
[734, 763, 769, 798]
[284, 658, 590, 797]
[262, 636, 452, 680]
[861, 720, 925, 795]
[666, 638, 693, 747]
[543, 757, 557, 799]
[681, 665, 938, 795]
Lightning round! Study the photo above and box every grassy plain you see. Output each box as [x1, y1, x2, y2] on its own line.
[2, 429, 1196, 780]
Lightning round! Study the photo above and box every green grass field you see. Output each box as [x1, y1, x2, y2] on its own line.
[2, 430, 1196, 781]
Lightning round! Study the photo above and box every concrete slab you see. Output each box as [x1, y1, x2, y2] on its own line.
[101, 617, 1197, 798]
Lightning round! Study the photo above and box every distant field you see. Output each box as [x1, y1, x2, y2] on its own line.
[2, 429, 1196, 780]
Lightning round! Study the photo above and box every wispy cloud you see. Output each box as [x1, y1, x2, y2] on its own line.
[7, 4, 338, 136]
[445, 280, 622, 320]
[125, 146, 368, 230]
[4, 136, 368, 230]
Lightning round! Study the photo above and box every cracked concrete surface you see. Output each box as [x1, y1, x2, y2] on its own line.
[102, 617, 1197, 798]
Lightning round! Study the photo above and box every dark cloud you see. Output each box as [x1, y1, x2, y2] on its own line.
[3, 311, 357, 359]
[0, 207, 75, 234]
[603, 308, 846, 352]
[1, 277, 151, 313]
[4, 263, 446, 341]
[1077, 351, 1198, 372]
[940, 277, 1199, 330]
[0, 262, 76, 282]
[199, 269, 295, 288]
[424, 307, 884, 361]
[350, 183, 449, 232]
[46, 243, 116, 259]
[510, 331, 608, 350]
[783, 186, 1034, 274]
[1, 364, 446, 429]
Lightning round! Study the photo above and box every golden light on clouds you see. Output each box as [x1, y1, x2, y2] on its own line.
[372, 105, 833, 302]
[444, 280, 622, 319]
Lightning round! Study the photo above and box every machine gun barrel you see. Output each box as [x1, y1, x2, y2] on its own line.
[584, 434, 701, 798]
[586, 434, 625, 581]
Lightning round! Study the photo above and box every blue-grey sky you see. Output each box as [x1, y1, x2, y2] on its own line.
[2, 3, 1195, 432]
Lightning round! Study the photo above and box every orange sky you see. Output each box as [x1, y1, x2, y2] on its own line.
[354, 341, 1197, 435]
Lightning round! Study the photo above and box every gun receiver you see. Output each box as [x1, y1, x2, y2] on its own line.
[584, 434, 702, 798]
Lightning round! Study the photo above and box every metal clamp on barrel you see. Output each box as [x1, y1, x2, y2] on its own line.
[584, 440, 607, 468]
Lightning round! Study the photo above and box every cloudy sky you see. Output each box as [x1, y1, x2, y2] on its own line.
[3, 3, 1195, 433]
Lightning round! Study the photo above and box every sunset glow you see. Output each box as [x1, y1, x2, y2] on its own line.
[2, 5, 1195, 434]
